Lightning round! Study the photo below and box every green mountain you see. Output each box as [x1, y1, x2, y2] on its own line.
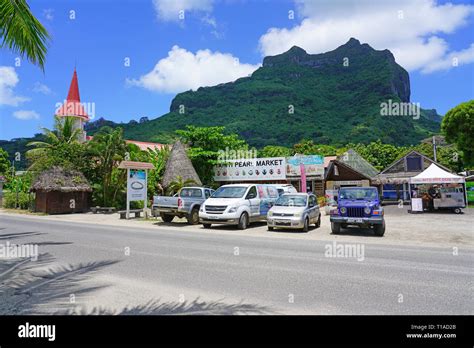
[117, 38, 441, 147]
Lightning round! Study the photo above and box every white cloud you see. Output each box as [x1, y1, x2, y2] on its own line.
[153, 0, 213, 21]
[422, 43, 474, 73]
[259, 0, 474, 73]
[0, 66, 29, 106]
[13, 110, 40, 120]
[128, 45, 260, 93]
[33, 82, 52, 95]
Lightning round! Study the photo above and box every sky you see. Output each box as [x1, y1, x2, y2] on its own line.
[0, 0, 473, 141]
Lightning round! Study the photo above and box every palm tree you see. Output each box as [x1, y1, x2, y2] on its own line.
[26, 117, 82, 158]
[0, 0, 50, 70]
[87, 127, 127, 206]
[166, 176, 198, 196]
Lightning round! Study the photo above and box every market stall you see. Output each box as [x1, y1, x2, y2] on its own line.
[409, 164, 466, 214]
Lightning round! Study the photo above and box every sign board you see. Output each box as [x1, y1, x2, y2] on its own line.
[286, 155, 324, 177]
[411, 198, 423, 212]
[127, 169, 147, 201]
[214, 157, 286, 181]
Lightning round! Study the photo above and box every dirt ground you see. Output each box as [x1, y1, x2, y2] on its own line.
[2, 205, 472, 248]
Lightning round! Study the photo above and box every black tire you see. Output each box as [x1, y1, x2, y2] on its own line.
[203, 223, 212, 228]
[160, 214, 174, 223]
[187, 207, 200, 225]
[267, 226, 274, 231]
[453, 208, 462, 214]
[374, 221, 385, 237]
[302, 217, 309, 232]
[331, 222, 341, 234]
[238, 212, 249, 230]
[315, 214, 321, 228]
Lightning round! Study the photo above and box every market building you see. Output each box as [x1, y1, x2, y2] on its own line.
[376, 150, 453, 202]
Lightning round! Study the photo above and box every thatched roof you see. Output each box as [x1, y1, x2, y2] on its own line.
[162, 140, 202, 188]
[31, 167, 92, 192]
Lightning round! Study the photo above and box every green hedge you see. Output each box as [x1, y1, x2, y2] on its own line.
[3, 192, 33, 210]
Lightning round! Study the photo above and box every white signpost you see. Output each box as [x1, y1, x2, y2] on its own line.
[119, 161, 155, 219]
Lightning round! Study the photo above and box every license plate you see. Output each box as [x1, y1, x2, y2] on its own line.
[348, 218, 363, 223]
[208, 215, 219, 219]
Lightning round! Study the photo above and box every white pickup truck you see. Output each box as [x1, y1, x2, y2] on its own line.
[199, 184, 280, 229]
[152, 187, 214, 224]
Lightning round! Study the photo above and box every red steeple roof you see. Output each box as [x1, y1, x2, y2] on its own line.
[55, 68, 89, 120]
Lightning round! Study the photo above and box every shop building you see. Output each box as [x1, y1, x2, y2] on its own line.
[376, 150, 452, 202]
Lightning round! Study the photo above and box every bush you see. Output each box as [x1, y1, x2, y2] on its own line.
[3, 191, 33, 210]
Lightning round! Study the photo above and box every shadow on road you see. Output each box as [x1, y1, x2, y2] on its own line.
[0, 231, 45, 240]
[64, 297, 274, 315]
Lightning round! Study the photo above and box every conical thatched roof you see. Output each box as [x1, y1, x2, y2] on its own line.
[162, 141, 202, 188]
[31, 166, 92, 192]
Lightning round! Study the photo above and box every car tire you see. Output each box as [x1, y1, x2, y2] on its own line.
[238, 212, 249, 230]
[453, 208, 462, 214]
[160, 214, 174, 223]
[331, 222, 341, 234]
[203, 223, 212, 228]
[315, 214, 321, 228]
[267, 226, 274, 231]
[302, 217, 309, 232]
[187, 207, 200, 225]
[374, 221, 385, 237]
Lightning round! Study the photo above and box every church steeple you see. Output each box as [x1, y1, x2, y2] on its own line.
[56, 68, 89, 121]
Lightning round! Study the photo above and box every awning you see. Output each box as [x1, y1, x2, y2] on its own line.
[410, 164, 465, 184]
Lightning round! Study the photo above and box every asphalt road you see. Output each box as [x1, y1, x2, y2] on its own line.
[1, 214, 473, 315]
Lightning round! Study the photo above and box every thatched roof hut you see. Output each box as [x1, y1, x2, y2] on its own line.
[31, 167, 91, 214]
[31, 167, 92, 193]
[162, 141, 202, 188]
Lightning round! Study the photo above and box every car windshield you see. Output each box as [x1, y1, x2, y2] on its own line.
[339, 188, 377, 200]
[275, 195, 307, 207]
[212, 186, 248, 198]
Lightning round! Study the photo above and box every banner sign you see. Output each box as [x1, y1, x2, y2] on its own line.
[214, 157, 286, 181]
[286, 155, 324, 177]
[127, 169, 147, 201]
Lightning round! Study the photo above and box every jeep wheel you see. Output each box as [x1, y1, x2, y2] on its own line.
[203, 223, 212, 228]
[374, 221, 385, 237]
[331, 222, 341, 234]
[187, 207, 200, 225]
[160, 214, 174, 223]
[238, 212, 249, 230]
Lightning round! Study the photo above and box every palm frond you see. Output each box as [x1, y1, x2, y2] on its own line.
[0, 0, 50, 70]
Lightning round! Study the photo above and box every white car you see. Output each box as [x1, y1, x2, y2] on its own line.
[267, 193, 321, 232]
[199, 184, 279, 229]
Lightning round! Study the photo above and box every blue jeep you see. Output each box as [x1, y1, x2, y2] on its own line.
[330, 187, 385, 236]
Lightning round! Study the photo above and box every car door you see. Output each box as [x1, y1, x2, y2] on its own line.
[246, 186, 260, 218]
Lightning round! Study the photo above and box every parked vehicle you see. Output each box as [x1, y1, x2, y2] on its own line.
[267, 193, 321, 232]
[152, 187, 214, 224]
[271, 184, 298, 196]
[330, 187, 385, 236]
[199, 184, 279, 229]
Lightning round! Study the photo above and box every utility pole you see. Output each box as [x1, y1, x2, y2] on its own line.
[433, 136, 437, 162]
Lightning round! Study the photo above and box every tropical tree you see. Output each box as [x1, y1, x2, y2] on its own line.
[0, 0, 50, 70]
[293, 139, 338, 156]
[87, 126, 128, 207]
[441, 100, 474, 167]
[0, 148, 9, 175]
[166, 176, 198, 196]
[176, 126, 249, 185]
[26, 116, 88, 171]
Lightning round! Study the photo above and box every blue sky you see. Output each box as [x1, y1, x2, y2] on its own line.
[1, 0, 473, 141]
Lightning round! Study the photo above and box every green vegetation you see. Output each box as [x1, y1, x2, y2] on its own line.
[441, 100, 474, 167]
